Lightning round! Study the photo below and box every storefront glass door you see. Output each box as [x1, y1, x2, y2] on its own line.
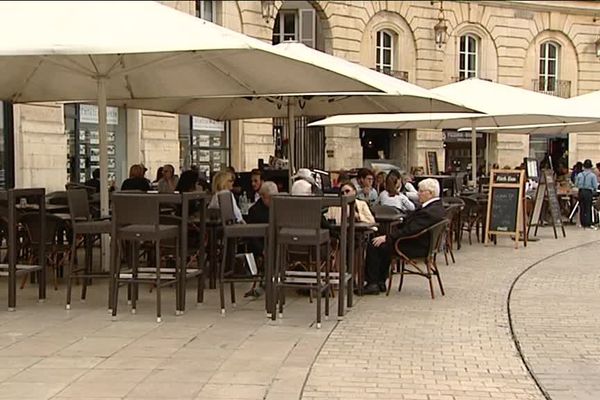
[65, 104, 127, 186]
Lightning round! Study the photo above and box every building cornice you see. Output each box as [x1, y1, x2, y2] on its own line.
[462, 1, 600, 17]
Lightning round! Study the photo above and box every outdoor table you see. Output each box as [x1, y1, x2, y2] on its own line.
[15, 203, 69, 214]
[374, 213, 404, 236]
[0, 188, 47, 310]
[266, 193, 356, 320]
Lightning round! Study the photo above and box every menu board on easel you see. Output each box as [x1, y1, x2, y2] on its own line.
[485, 170, 526, 248]
[529, 169, 566, 239]
[426, 151, 439, 175]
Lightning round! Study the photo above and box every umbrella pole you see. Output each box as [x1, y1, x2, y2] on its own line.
[485, 131, 490, 174]
[471, 119, 477, 186]
[288, 98, 295, 191]
[97, 78, 110, 272]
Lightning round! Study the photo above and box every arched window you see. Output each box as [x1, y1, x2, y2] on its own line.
[459, 34, 478, 80]
[539, 41, 559, 92]
[376, 30, 394, 74]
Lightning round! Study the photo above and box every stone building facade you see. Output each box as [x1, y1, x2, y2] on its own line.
[5, 1, 600, 191]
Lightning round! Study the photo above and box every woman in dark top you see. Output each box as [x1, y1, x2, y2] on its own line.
[121, 164, 151, 191]
[175, 170, 202, 215]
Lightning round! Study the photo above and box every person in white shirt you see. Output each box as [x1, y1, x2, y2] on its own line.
[400, 172, 419, 203]
[378, 173, 415, 213]
[291, 168, 317, 196]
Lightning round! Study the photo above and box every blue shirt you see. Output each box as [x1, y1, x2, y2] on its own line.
[575, 169, 598, 191]
[356, 187, 378, 206]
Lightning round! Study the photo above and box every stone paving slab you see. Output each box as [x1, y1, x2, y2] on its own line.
[0, 274, 334, 400]
[0, 226, 597, 399]
[301, 227, 599, 400]
[510, 240, 600, 400]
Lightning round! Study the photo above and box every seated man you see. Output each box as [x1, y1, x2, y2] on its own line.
[362, 178, 446, 295]
[85, 168, 101, 193]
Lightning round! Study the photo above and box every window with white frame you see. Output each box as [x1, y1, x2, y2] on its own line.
[459, 34, 478, 80]
[195, 0, 215, 22]
[376, 30, 393, 74]
[539, 41, 559, 92]
[272, 9, 316, 48]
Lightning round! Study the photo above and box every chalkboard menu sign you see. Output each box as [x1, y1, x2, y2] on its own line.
[426, 151, 439, 175]
[485, 170, 526, 248]
[489, 187, 519, 232]
[529, 169, 566, 239]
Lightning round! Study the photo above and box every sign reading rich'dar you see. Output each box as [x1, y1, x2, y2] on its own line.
[485, 170, 526, 248]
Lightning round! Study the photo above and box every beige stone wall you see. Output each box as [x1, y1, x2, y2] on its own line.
[139, 111, 180, 182]
[158, 1, 600, 172]
[14, 104, 67, 192]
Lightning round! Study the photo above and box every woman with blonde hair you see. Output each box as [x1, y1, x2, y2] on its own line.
[208, 171, 244, 223]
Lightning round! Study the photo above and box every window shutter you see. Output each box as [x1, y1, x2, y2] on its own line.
[299, 9, 316, 48]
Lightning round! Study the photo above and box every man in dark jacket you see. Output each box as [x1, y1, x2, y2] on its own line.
[362, 178, 446, 295]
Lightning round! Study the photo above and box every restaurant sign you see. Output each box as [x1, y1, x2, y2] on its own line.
[80, 104, 119, 125]
[444, 130, 483, 142]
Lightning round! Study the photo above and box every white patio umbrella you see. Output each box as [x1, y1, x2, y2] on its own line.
[456, 121, 600, 135]
[109, 42, 476, 180]
[464, 89, 600, 135]
[0, 1, 392, 215]
[310, 78, 600, 183]
[0, 1, 397, 271]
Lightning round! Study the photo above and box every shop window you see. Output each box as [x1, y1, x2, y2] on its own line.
[0, 102, 14, 189]
[459, 34, 478, 80]
[376, 30, 394, 74]
[64, 104, 127, 185]
[195, 0, 215, 22]
[539, 41, 559, 92]
[272, 9, 316, 48]
[179, 116, 230, 178]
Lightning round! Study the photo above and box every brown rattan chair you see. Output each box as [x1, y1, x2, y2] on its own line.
[65, 189, 112, 309]
[18, 212, 70, 291]
[110, 193, 180, 322]
[271, 196, 331, 328]
[442, 201, 464, 264]
[387, 220, 448, 299]
[459, 196, 481, 245]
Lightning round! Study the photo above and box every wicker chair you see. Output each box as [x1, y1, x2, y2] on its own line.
[387, 220, 448, 299]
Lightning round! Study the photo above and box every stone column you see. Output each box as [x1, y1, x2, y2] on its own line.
[324, 126, 362, 171]
[408, 129, 445, 173]
[139, 111, 179, 182]
[14, 103, 67, 192]
[496, 134, 528, 169]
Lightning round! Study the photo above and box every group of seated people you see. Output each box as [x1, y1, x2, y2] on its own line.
[351, 168, 419, 213]
[113, 163, 444, 297]
[288, 167, 444, 296]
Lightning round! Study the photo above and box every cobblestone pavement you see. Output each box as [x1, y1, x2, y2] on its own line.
[301, 227, 600, 400]
[0, 274, 337, 399]
[510, 240, 600, 400]
[0, 226, 597, 399]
